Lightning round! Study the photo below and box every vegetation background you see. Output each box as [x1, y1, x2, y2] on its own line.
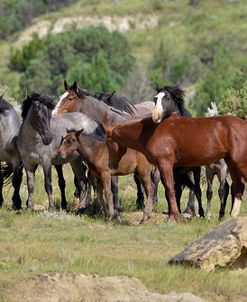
[0, 1, 247, 301]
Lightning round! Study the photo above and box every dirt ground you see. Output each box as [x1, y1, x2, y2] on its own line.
[2, 272, 205, 302]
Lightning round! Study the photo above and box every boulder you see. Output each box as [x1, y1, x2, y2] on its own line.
[169, 217, 247, 272]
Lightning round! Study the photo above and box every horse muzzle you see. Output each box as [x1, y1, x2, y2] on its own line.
[42, 135, 53, 145]
[152, 111, 162, 124]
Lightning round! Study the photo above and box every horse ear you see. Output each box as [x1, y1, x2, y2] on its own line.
[64, 80, 69, 91]
[71, 81, 78, 91]
[172, 86, 184, 99]
[75, 129, 83, 137]
[109, 91, 116, 100]
[155, 87, 162, 93]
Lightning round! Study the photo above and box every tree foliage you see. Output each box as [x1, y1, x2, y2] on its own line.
[192, 44, 246, 115]
[9, 26, 135, 98]
[0, 0, 78, 39]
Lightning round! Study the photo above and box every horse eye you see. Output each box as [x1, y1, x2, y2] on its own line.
[153, 97, 157, 104]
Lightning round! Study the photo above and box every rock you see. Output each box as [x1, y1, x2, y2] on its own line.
[169, 217, 247, 272]
[2, 273, 206, 302]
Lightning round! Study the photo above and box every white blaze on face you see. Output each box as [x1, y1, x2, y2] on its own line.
[52, 91, 69, 115]
[152, 91, 165, 123]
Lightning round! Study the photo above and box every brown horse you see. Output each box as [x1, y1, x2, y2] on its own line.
[104, 114, 247, 221]
[58, 128, 154, 221]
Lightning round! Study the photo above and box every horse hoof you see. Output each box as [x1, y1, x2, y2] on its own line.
[76, 207, 86, 215]
[182, 212, 192, 220]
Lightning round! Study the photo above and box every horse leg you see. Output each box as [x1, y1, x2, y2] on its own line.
[0, 173, 4, 207]
[225, 159, 245, 217]
[101, 172, 116, 220]
[192, 167, 204, 217]
[12, 164, 23, 210]
[54, 165, 67, 210]
[43, 164, 54, 209]
[182, 171, 196, 216]
[70, 160, 89, 212]
[151, 167, 160, 203]
[205, 166, 214, 219]
[134, 173, 145, 210]
[217, 163, 229, 220]
[173, 170, 182, 213]
[25, 165, 38, 210]
[111, 175, 121, 213]
[158, 160, 180, 221]
[136, 170, 155, 223]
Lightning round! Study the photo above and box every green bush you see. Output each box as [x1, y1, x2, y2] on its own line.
[10, 26, 135, 98]
[192, 44, 247, 116]
[218, 81, 247, 118]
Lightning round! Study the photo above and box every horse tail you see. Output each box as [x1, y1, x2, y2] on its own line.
[0, 162, 13, 186]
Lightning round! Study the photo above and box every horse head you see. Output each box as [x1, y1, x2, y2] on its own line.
[22, 93, 54, 145]
[152, 86, 185, 123]
[58, 128, 81, 158]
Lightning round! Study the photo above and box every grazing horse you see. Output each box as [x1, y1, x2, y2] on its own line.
[54, 81, 155, 221]
[104, 114, 247, 221]
[16, 93, 100, 210]
[58, 128, 154, 221]
[0, 96, 22, 209]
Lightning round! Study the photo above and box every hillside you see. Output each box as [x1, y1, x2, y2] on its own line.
[0, 0, 246, 113]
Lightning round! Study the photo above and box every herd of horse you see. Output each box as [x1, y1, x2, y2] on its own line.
[0, 80, 246, 222]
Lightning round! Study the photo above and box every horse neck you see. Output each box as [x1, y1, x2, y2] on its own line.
[78, 95, 124, 125]
[112, 118, 153, 152]
[19, 107, 41, 142]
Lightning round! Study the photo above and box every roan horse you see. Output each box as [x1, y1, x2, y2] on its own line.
[54, 82, 155, 221]
[16, 93, 101, 209]
[0, 95, 22, 209]
[104, 113, 247, 221]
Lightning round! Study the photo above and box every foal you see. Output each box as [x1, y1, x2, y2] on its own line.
[58, 128, 154, 222]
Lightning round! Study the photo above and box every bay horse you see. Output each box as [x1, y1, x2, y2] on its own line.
[54, 81, 155, 221]
[16, 93, 101, 210]
[104, 114, 247, 221]
[0, 96, 23, 209]
[151, 86, 204, 217]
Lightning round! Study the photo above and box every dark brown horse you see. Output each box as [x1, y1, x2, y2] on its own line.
[104, 114, 247, 221]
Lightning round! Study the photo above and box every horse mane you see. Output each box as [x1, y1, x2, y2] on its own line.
[163, 86, 191, 117]
[0, 95, 14, 114]
[21, 93, 55, 120]
[94, 91, 136, 115]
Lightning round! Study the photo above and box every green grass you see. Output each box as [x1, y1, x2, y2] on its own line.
[0, 165, 247, 301]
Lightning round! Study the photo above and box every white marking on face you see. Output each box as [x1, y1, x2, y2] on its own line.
[52, 91, 69, 115]
[152, 92, 165, 123]
[155, 92, 165, 109]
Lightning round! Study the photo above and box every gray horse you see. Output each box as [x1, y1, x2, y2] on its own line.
[17, 93, 102, 209]
[0, 95, 22, 209]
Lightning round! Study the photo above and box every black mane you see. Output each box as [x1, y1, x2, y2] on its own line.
[163, 86, 191, 117]
[0, 95, 14, 114]
[94, 91, 136, 115]
[21, 93, 55, 120]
